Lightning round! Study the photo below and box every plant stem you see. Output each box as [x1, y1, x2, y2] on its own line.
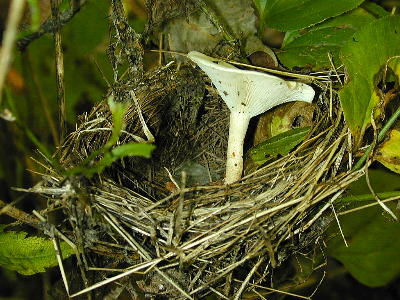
[0, 0, 26, 105]
[51, 0, 66, 144]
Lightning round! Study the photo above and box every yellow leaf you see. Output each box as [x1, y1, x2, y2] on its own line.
[376, 129, 400, 174]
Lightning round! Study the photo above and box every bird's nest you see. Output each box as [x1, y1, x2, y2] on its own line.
[26, 3, 365, 299]
[28, 60, 364, 299]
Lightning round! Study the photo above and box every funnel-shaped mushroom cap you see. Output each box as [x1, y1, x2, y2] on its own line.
[188, 51, 315, 184]
[188, 51, 315, 117]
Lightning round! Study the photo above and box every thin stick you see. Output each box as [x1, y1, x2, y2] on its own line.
[129, 90, 154, 142]
[338, 196, 400, 215]
[209, 286, 230, 300]
[32, 210, 77, 249]
[0, 198, 42, 229]
[308, 271, 326, 298]
[181, 197, 304, 251]
[331, 203, 348, 247]
[102, 211, 193, 299]
[51, 0, 66, 143]
[238, 280, 311, 300]
[0, 0, 26, 105]
[195, 0, 236, 45]
[32, 209, 92, 293]
[70, 259, 162, 298]
[158, 33, 163, 66]
[51, 230, 70, 295]
[293, 190, 345, 235]
[233, 258, 263, 300]
[149, 49, 328, 81]
[365, 166, 397, 220]
[155, 268, 194, 300]
[327, 52, 343, 86]
[17, 0, 87, 51]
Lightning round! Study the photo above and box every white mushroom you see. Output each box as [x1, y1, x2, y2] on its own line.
[187, 51, 315, 184]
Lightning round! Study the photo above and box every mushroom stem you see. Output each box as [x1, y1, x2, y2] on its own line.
[225, 111, 251, 184]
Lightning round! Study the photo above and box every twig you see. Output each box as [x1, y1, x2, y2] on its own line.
[129, 90, 154, 142]
[33, 209, 93, 299]
[111, 0, 144, 77]
[338, 195, 400, 215]
[233, 258, 263, 300]
[51, 0, 66, 143]
[0, 198, 42, 229]
[69, 259, 163, 298]
[308, 271, 326, 298]
[0, 0, 26, 105]
[330, 203, 348, 247]
[195, 0, 236, 45]
[209, 286, 229, 300]
[365, 166, 397, 220]
[16, 0, 87, 51]
[234, 279, 311, 300]
[51, 229, 70, 295]
[102, 210, 193, 299]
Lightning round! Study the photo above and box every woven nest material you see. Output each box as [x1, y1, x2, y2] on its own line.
[25, 2, 367, 298]
[29, 60, 365, 299]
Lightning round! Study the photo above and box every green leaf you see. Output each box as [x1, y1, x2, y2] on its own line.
[339, 16, 400, 147]
[344, 168, 400, 196]
[361, 2, 390, 18]
[328, 168, 400, 286]
[278, 8, 376, 69]
[376, 128, 400, 174]
[248, 127, 309, 166]
[254, 0, 365, 31]
[97, 143, 156, 171]
[327, 203, 400, 287]
[106, 98, 128, 148]
[68, 143, 155, 178]
[106, 143, 155, 159]
[344, 168, 400, 200]
[0, 227, 74, 275]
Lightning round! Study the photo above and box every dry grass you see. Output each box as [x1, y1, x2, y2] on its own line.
[25, 59, 366, 299]
[22, 2, 368, 298]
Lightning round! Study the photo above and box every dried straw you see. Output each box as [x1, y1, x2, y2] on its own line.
[24, 1, 367, 297]
[27, 61, 365, 299]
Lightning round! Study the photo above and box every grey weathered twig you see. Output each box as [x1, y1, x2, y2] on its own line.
[16, 0, 87, 51]
[51, 0, 66, 143]
[0, 198, 42, 229]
